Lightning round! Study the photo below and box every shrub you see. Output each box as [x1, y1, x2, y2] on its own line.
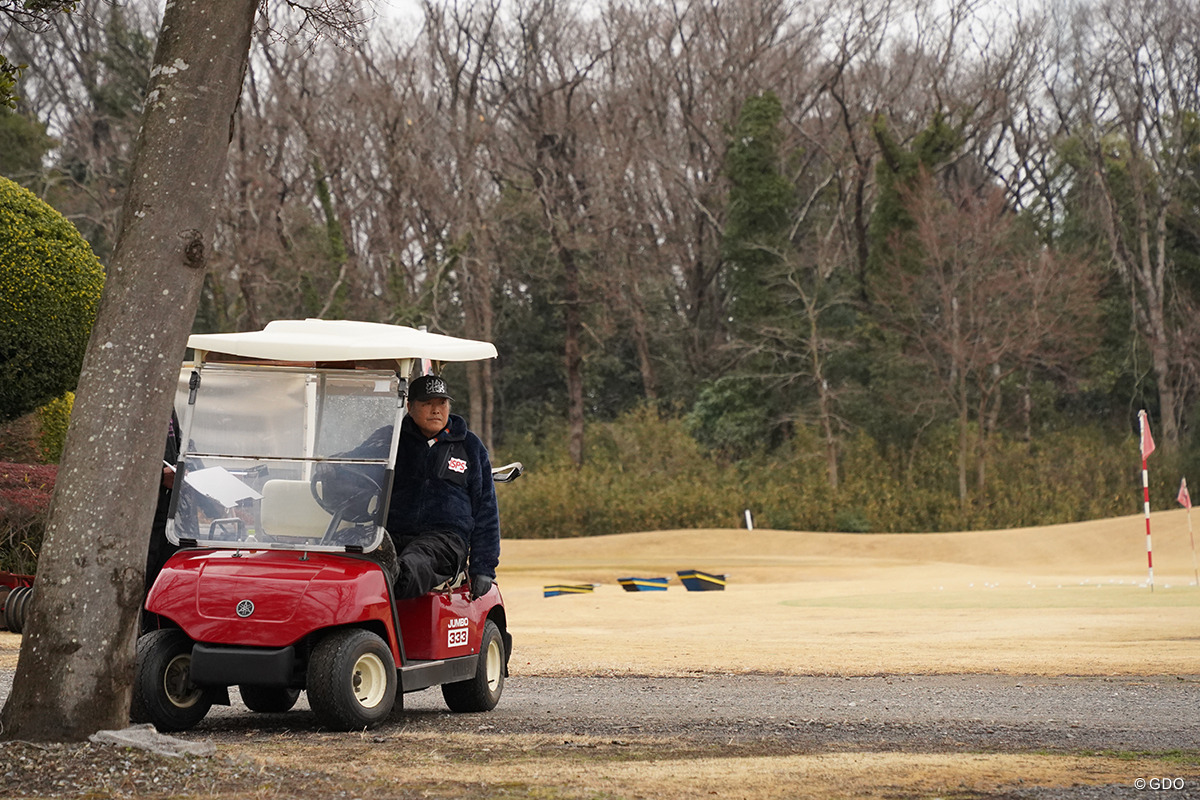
[0, 461, 57, 574]
[36, 391, 73, 462]
[0, 413, 39, 462]
[500, 406, 735, 538]
[496, 413, 1153, 539]
[0, 175, 104, 422]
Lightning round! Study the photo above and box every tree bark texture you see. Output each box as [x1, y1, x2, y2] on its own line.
[1, 0, 258, 741]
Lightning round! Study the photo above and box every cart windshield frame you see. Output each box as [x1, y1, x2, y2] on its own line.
[166, 364, 400, 553]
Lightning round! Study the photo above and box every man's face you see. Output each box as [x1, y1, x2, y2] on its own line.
[409, 397, 450, 438]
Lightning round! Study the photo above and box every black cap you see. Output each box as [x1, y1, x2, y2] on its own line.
[410, 374, 453, 402]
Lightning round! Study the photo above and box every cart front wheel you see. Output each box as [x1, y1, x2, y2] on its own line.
[307, 628, 396, 730]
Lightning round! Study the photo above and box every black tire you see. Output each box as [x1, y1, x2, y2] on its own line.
[306, 628, 397, 730]
[442, 619, 505, 712]
[239, 685, 301, 713]
[3, 586, 20, 632]
[17, 586, 33, 631]
[16, 586, 32, 632]
[131, 629, 213, 732]
[6, 586, 31, 634]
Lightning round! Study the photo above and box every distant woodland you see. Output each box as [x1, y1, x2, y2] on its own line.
[3, 0, 1199, 536]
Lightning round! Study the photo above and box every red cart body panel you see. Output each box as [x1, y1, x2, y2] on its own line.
[146, 549, 503, 665]
[146, 549, 395, 654]
[395, 586, 491, 660]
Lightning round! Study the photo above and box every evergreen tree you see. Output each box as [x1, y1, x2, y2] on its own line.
[0, 107, 55, 183]
[851, 113, 965, 456]
[865, 113, 961, 295]
[722, 91, 795, 329]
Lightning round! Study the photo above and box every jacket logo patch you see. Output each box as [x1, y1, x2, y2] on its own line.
[447, 456, 468, 473]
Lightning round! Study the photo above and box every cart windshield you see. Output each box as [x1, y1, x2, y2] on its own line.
[167, 364, 399, 553]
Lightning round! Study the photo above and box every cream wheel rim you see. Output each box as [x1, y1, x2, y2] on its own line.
[163, 653, 203, 709]
[484, 637, 502, 692]
[351, 652, 388, 708]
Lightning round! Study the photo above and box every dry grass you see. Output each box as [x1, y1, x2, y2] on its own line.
[496, 510, 1200, 677]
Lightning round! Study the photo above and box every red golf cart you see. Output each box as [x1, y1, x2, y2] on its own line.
[134, 320, 518, 732]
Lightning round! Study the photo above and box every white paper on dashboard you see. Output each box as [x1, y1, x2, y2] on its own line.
[183, 466, 263, 507]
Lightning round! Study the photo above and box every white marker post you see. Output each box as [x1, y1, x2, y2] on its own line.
[1139, 410, 1155, 592]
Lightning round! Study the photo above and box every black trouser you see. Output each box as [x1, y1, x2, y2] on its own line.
[382, 530, 468, 599]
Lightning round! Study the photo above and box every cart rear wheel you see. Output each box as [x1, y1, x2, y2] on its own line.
[131, 629, 213, 732]
[306, 628, 396, 730]
[442, 619, 505, 712]
[4, 585, 31, 633]
[239, 685, 301, 713]
[14, 586, 32, 632]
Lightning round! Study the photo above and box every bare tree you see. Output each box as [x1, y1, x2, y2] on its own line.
[413, 0, 506, 447]
[880, 173, 1099, 506]
[472, 0, 607, 465]
[5, 0, 160, 259]
[0, 0, 77, 106]
[1048, 0, 1200, 447]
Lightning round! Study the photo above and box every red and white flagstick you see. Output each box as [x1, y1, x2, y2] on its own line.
[1180, 478, 1199, 587]
[1139, 410, 1155, 592]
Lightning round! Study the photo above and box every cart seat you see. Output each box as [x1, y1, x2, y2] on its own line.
[260, 479, 330, 541]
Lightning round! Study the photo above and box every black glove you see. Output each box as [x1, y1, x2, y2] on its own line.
[470, 574, 493, 599]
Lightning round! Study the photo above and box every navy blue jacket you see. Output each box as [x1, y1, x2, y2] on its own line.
[387, 414, 500, 579]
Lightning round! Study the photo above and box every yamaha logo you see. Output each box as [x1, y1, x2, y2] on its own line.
[235, 599, 255, 618]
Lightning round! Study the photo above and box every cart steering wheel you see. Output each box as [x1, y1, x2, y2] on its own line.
[310, 464, 383, 532]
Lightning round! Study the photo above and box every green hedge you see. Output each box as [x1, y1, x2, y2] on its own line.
[496, 408, 1161, 538]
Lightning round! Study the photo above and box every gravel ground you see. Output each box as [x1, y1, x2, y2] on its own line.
[193, 673, 1200, 754]
[4, 672, 1199, 799]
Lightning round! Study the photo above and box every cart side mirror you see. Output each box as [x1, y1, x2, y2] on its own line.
[491, 462, 523, 483]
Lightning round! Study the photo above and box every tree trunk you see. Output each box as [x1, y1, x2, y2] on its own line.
[0, 0, 258, 742]
[463, 252, 495, 451]
[806, 298, 838, 490]
[1022, 369, 1032, 444]
[957, 387, 969, 510]
[1145, 270, 1178, 447]
[820, 380, 839, 491]
[977, 396, 988, 496]
[560, 242, 585, 467]
[624, 280, 658, 401]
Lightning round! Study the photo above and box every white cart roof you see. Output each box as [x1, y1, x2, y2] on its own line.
[187, 319, 497, 363]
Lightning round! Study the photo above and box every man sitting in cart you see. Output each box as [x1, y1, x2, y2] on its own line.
[385, 373, 500, 600]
